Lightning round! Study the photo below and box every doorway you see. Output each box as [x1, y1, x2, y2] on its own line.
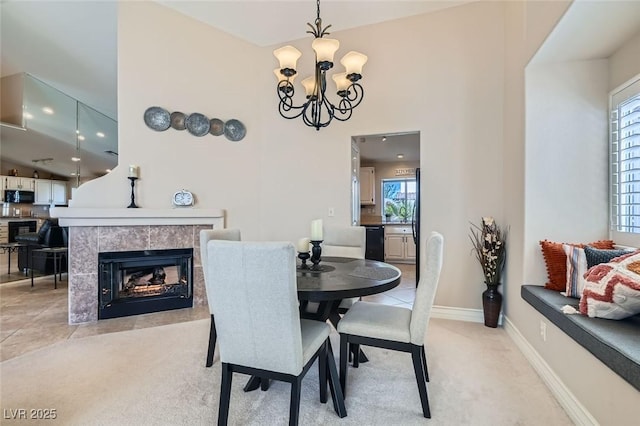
[351, 132, 421, 281]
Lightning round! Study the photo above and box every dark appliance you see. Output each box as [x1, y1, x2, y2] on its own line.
[4, 190, 35, 204]
[412, 167, 421, 285]
[98, 248, 194, 319]
[8, 220, 37, 242]
[364, 225, 385, 261]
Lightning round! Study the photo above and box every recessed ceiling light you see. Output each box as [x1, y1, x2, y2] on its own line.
[397, 154, 404, 159]
[71, 157, 81, 162]
[70, 172, 77, 176]
[76, 129, 80, 134]
[42, 107, 54, 115]
[23, 112, 33, 120]
[77, 135, 85, 141]
[382, 136, 387, 142]
[96, 132, 105, 138]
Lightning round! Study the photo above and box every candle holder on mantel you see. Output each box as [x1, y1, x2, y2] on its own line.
[127, 177, 139, 208]
[310, 240, 323, 270]
[298, 251, 310, 269]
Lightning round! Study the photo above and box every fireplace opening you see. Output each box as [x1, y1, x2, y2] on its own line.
[99, 248, 193, 319]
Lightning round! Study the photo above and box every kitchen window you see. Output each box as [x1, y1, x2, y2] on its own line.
[382, 178, 416, 223]
[610, 74, 640, 238]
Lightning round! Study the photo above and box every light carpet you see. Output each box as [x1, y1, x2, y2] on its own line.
[0, 318, 571, 425]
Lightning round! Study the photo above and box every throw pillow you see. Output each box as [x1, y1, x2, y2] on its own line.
[563, 244, 588, 298]
[584, 246, 633, 269]
[580, 251, 640, 319]
[539, 239, 615, 291]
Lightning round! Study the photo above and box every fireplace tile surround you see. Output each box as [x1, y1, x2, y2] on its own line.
[51, 208, 225, 324]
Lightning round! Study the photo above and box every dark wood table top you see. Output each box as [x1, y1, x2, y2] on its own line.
[296, 257, 402, 302]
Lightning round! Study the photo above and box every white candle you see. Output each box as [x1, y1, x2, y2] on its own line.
[297, 237, 310, 253]
[310, 219, 323, 241]
[128, 165, 139, 178]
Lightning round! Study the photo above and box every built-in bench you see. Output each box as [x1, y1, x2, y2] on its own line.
[521, 285, 640, 391]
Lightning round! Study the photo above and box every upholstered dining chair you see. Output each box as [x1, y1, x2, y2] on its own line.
[205, 240, 346, 425]
[200, 228, 241, 367]
[337, 231, 444, 418]
[321, 225, 366, 314]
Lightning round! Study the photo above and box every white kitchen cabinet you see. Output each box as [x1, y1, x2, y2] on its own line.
[3, 175, 35, 191]
[34, 179, 67, 205]
[51, 180, 67, 204]
[359, 166, 375, 205]
[35, 180, 52, 204]
[384, 225, 416, 263]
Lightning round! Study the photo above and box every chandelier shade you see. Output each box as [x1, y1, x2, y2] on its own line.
[273, 46, 302, 75]
[273, 0, 367, 130]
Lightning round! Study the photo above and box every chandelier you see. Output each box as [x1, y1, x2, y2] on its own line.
[273, 0, 368, 130]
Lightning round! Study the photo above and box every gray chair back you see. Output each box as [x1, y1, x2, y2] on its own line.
[200, 229, 241, 313]
[322, 225, 365, 259]
[409, 231, 444, 345]
[206, 240, 304, 375]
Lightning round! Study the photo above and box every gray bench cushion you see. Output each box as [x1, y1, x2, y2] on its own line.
[521, 285, 640, 391]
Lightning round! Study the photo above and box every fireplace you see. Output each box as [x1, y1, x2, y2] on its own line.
[99, 248, 193, 319]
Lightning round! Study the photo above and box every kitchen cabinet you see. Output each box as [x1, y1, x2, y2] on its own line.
[0, 222, 8, 244]
[34, 179, 67, 205]
[2, 175, 35, 191]
[384, 225, 416, 263]
[359, 166, 375, 205]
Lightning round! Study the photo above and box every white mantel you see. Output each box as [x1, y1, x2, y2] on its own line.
[51, 207, 225, 227]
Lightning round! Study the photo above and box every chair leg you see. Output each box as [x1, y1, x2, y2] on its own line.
[218, 363, 233, 426]
[206, 315, 217, 367]
[261, 378, 270, 391]
[327, 339, 347, 418]
[319, 340, 328, 403]
[422, 346, 429, 382]
[289, 377, 302, 426]
[339, 334, 348, 396]
[410, 345, 431, 418]
[353, 344, 361, 368]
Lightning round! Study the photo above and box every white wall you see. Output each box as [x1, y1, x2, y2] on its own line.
[524, 59, 610, 286]
[71, 0, 506, 311]
[506, 1, 640, 423]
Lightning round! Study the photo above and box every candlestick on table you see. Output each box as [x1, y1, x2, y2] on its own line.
[310, 240, 323, 269]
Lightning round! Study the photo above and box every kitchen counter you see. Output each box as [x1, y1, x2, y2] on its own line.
[360, 221, 412, 226]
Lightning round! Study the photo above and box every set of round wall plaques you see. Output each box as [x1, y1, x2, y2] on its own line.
[143, 106, 246, 141]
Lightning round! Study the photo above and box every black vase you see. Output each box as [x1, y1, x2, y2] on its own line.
[482, 284, 502, 328]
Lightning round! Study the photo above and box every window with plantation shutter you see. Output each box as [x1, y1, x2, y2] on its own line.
[610, 74, 640, 234]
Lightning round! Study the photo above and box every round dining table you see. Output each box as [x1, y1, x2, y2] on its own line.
[243, 256, 402, 392]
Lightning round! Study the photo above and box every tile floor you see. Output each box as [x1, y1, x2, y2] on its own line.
[0, 254, 416, 362]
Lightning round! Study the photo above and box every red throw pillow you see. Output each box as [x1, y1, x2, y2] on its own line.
[539, 239, 615, 291]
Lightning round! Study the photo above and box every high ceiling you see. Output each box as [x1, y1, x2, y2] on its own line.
[1, 0, 640, 175]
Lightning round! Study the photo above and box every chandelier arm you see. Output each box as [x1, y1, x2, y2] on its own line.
[344, 82, 364, 107]
[277, 82, 308, 120]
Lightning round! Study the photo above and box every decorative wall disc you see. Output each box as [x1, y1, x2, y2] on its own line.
[170, 112, 186, 130]
[209, 118, 225, 136]
[224, 119, 246, 141]
[144, 107, 170, 131]
[185, 113, 210, 137]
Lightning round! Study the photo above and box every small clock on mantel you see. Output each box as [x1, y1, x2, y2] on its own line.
[172, 189, 194, 207]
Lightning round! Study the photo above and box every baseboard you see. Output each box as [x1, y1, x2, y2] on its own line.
[503, 316, 598, 426]
[431, 305, 503, 325]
